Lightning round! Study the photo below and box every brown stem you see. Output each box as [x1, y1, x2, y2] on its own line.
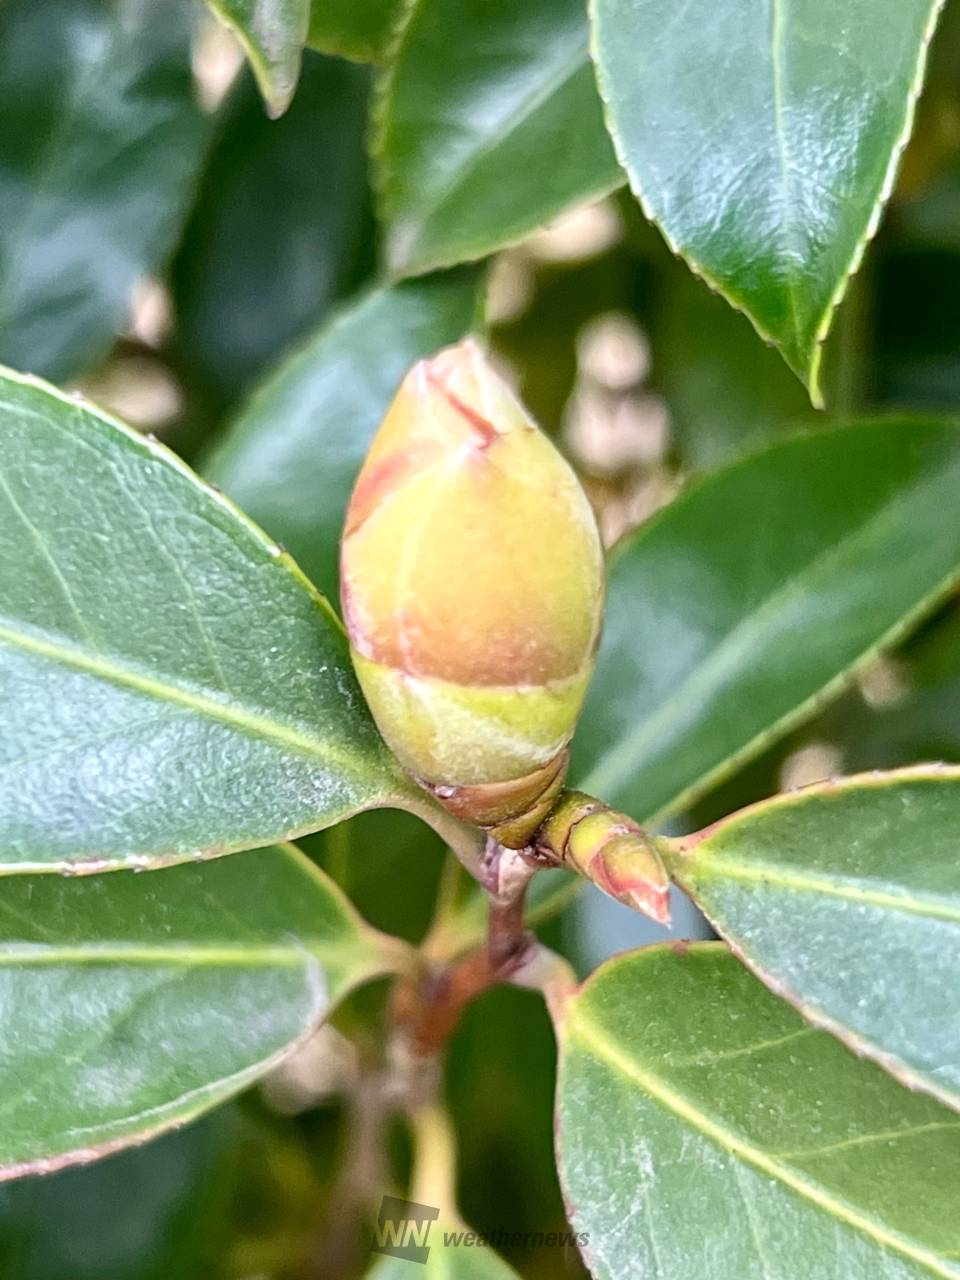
[391, 840, 539, 1058]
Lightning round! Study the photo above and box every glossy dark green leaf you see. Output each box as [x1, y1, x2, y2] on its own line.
[666, 767, 960, 1110]
[308, 0, 401, 61]
[0, 846, 403, 1177]
[557, 944, 960, 1279]
[0, 1112, 235, 1280]
[206, 272, 480, 602]
[205, 0, 309, 117]
[373, 0, 621, 276]
[591, 0, 945, 402]
[0, 369, 409, 872]
[0, 0, 209, 381]
[571, 419, 960, 824]
[171, 53, 372, 413]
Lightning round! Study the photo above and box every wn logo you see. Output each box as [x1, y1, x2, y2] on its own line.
[371, 1196, 440, 1264]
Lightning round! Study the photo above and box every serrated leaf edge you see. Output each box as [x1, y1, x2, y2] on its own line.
[587, 0, 947, 407]
[558, 941, 959, 1279]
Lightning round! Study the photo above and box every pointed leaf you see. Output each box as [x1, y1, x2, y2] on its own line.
[572, 419, 960, 823]
[557, 944, 960, 1280]
[0, 0, 210, 381]
[205, 0, 310, 117]
[665, 766, 960, 1110]
[206, 272, 480, 602]
[0, 846, 402, 1178]
[591, 0, 945, 401]
[373, 0, 621, 276]
[651, 259, 813, 470]
[0, 369, 408, 873]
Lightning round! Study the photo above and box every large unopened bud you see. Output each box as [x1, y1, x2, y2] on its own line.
[341, 340, 604, 847]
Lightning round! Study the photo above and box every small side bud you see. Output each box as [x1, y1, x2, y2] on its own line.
[341, 340, 604, 847]
[536, 791, 671, 924]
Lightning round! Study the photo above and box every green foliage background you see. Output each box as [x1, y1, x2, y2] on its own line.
[0, 0, 959, 1277]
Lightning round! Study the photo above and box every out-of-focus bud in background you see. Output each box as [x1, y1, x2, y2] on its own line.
[341, 339, 604, 847]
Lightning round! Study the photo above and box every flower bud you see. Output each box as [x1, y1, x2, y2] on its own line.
[536, 791, 671, 924]
[340, 339, 604, 847]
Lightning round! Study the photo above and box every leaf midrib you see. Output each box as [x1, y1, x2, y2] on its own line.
[680, 857, 960, 923]
[582, 457, 959, 805]
[769, 0, 806, 357]
[0, 618, 379, 782]
[0, 942, 364, 968]
[567, 1009, 956, 1278]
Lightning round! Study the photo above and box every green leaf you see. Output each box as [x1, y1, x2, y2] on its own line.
[373, 0, 622, 277]
[571, 418, 960, 824]
[308, 0, 402, 62]
[557, 943, 960, 1280]
[205, 0, 309, 117]
[0, 1111, 236, 1280]
[171, 53, 372, 413]
[665, 766, 960, 1111]
[0, 369, 408, 872]
[591, 0, 945, 403]
[0, 845, 403, 1177]
[206, 272, 480, 603]
[0, 0, 210, 382]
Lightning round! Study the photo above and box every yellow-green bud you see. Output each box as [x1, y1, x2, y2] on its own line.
[340, 339, 604, 847]
[537, 791, 671, 924]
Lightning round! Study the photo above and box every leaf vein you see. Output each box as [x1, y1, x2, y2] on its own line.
[568, 1010, 956, 1277]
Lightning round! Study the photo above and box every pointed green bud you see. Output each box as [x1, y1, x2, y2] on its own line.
[536, 791, 671, 924]
[341, 340, 604, 846]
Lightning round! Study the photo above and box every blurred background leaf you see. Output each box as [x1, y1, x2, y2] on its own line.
[0, 1112, 237, 1280]
[0, 0, 210, 382]
[307, 0, 402, 62]
[205, 0, 310, 117]
[572, 420, 960, 826]
[170, 51, 373, 420]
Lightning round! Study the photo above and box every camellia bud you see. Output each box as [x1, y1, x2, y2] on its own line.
[341, 339, 604, 847]
[536, 791, 671, 924]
